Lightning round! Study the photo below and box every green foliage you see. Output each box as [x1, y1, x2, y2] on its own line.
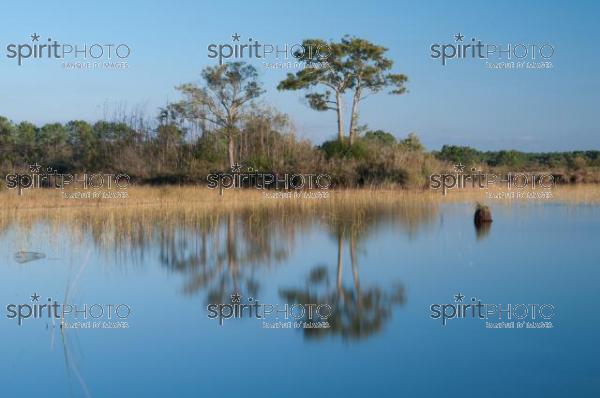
[399, 132, 423, 151]
[435, 145, 600, 170]
[489, 150, 526, 167]
[15, 122, 37, 162]
[37, 123, 70, 169]
[278, 36, 408, 143]
[0, 117, 16, 165]
[66, 120, 96, 169]
[437, 145, 482, 166]
[193, 132, 228, 164]
[320, 139, 368, 160]
[364, 130, 396, 146]
[92, 121, 138, 143]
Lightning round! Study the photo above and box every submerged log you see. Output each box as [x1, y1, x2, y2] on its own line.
[15, 251, 46, 264]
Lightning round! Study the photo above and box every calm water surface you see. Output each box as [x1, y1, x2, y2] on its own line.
[1, 202, 598, 397]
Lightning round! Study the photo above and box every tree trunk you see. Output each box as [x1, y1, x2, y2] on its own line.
[227, 129, 235, 168]
[335, 91, 344, 142]
[349, 87, 361, 145]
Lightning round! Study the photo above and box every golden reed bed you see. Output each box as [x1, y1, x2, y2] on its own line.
[0, 185, 599, 212]
[0, 185, 597, 253]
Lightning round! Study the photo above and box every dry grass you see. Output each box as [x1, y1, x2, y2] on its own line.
[1, 184, 597, 236]
[0, 184, 598, 212]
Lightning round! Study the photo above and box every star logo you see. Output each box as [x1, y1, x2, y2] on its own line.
[230, 293, 241, 303]
[454, 33, 464, 42]
[29, 163, 42, 173]
[232, 33, 241, 42]
[31, 33, 40, 42]
[31, 292, 40, 302]
[454, 293, 465, 303]
[230, 163, 242, 173]
[454, 163, 466, 173]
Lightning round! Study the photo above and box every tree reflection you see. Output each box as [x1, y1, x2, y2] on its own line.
[280, 217, 406, 340]
[156, 209, 300, 304]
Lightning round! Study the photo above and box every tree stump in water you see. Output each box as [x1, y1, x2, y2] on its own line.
[474, 204, 493, 225]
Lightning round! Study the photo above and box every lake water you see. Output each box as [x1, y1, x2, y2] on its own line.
[1, 201, 598, 397]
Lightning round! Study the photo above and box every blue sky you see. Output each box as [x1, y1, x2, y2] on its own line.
[0, 0, 598, 151]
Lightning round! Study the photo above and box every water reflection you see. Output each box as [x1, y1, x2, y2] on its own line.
[59, 327, 92, 398]
[280, 230, 405, 340]
[14, 250, 46, 263]
[0, 200, 437, 341]
[474, 221, 492, 239]
[3, 199, 599, 397]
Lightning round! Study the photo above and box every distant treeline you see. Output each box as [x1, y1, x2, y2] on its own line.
[1, 115, 598, 187]
[435, 145, 600, 171]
